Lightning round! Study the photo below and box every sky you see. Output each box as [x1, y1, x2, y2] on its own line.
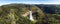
[0, 0, 60, 6]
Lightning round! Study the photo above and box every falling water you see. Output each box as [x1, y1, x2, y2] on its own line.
[29, 11, 34, 21]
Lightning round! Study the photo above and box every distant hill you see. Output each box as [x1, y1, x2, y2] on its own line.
[36, 4, 60, 14]
[1, 3, 60, 14]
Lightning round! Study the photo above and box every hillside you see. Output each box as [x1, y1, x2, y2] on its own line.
[0, 4, 45, 24]
[0, 4, 60, 24]
[36, 4, 60, 14]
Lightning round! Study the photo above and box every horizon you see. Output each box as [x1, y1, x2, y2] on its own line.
[0, 0, 60, 6]
[0, 3, 60, 6]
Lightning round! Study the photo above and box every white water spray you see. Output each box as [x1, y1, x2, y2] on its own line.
[29, 11, 34, 21]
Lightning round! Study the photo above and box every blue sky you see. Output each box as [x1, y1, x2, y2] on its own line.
[0, 0, 60, 6]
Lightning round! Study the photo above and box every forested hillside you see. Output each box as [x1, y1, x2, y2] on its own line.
[36, 4, 60, 14]
[0, 4, 45, 24]
[0, 4, 60, 24]
[36, 4, 60, 24]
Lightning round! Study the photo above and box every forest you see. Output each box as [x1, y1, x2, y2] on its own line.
[0, 4, 60, 24]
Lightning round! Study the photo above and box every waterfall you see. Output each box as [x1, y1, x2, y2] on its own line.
[29, 11, 34, 21]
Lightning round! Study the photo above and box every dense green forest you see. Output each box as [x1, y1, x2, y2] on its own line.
[0, 4, 60, 24]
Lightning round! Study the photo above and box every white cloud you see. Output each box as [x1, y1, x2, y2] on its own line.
[0, 3, 12, 6]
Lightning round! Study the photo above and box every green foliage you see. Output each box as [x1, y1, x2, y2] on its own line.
[0, 4, 36, 24]
[46, 14, 60, 24]
[1, 4, 60, 24]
